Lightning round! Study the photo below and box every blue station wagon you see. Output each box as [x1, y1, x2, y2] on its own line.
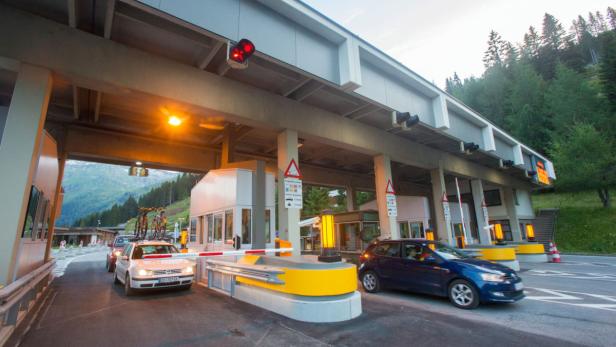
[358, 239, 525, 309]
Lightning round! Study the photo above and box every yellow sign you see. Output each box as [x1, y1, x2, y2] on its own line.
[536, 161, 549, 185]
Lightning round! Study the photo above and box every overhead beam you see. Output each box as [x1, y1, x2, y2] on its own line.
[288, 80, 323, 101]
[104, 0, 116, 39]
[282, 77, 310, 97]
[197, 40, 224, 70]
[0, 6, 531, 189]
[64, 126, 217, 172]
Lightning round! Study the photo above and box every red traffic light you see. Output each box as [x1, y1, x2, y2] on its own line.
[229, 39, 255, 64]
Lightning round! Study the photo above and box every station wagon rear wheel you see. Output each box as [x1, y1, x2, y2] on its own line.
[361, 271, 380, 293]
[448, 279, 479, 309]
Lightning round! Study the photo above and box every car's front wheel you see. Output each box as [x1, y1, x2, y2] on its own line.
[448, 279, 479, 309]
[124, 273, 136, 296]
[361, 271, 380, 293]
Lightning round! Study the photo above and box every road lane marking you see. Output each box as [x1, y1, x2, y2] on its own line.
[525, 287, 616, 312]
[526, 269, 616, 282]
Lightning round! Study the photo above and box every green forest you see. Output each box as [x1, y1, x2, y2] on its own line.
[74, 173, 201, 227]
[445, 9, 616, 207]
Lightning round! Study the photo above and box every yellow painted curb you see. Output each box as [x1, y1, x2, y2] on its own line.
[478, 247, 516, 261]
[237, 265, 358, 296]
[515, 243, 545, 254]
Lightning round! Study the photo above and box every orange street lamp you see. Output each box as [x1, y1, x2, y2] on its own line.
[168, 115, 182, 127]
[318, 210, 341, 263]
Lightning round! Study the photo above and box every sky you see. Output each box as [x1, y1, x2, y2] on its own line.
[302, 0, 614, 88]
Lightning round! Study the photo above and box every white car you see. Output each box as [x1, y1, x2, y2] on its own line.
[113, 241, 195, 296]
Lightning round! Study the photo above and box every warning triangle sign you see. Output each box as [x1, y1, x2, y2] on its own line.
[385, 179, 395, 194]
[284, 158, 302, 178]
[442, 193, 448, 203]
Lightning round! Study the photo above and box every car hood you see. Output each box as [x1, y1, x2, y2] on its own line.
[451, 258, 514, 274]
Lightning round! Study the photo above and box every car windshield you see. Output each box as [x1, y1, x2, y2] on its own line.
[433, 244, 469, 260]
[114, 237, 132, 247]
[132, 244, 179, 259]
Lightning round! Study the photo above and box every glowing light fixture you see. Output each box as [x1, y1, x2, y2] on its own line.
[135, 161, 142, 166]
[526, 224, 535, 241]
[168, 115, 182, 127]
[494, 223, 504, 242]
[318, 210, 341, 263]
[198, 123, 225, 130]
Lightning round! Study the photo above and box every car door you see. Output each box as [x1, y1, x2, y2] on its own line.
[373, 242, 404, 288]
[401, 242, 447, 294]
[115, 244, 132, 281]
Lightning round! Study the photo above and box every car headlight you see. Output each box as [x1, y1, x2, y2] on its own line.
[137, 269, 152, 277]
[183, 266, 193, 274]
[480, 273, 506, 282]
[114, 251, 122, 257]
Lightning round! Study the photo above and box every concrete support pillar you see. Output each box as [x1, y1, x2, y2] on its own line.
[430, 166, 454, 246]
[44, 153, 67, 261]
[503, 187, 522, 242]
[373, 155, 398, 239]
[277, 129, 300, 256]
[345, 186, 356, 212]
[0, 65, 52, 285]
[221, 124, 235, 167]
[470, 179, 491, 245]
[251, 160, 266, 249]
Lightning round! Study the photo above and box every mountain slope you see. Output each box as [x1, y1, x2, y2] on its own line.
[57, 161, 178, 226]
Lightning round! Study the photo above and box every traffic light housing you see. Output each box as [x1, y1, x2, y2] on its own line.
[227, 39, 255, 69]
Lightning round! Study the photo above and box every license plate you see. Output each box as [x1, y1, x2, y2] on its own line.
[514, 282, 524, 291]
[159, 277, 179, 284]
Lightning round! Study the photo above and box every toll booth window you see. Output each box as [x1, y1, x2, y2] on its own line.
[190, 218, 197, 242]
[490, 220, 513, 241]
[206, 214, 213, 243]
[199, 216, 205, 244]
[213, 214, 223, 242]
[410, 222, 424, 238]
[374, 243, 400, 258]
[22, 185, 41, 239]
[265, 209, 271, 243]
[242, 209, 251, 244]
[225, 209, 233, 241]
[399, 222, 410, 238]
[483, 189, 502, 206]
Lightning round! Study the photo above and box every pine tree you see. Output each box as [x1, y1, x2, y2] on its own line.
[483, 30, 506, 68]
[522, 26, 541, 59]
[600, 31, 616, 114]
[595, 11, 608, 33]
[607, 7, 616, 30]
[588, 12, 599, 36]
[542, 13, 567, 50]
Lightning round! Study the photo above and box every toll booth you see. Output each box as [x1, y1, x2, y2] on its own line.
[333, 210, 380, 253]
[360, 196, 432, 240]
[189, 168, 276, 250]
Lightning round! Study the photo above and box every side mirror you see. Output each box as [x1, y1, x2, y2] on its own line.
[107, 242, 113, 247]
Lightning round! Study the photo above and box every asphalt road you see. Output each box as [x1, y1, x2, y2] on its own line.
[369, 254, 616, 347]
[16, 252, 582, 347]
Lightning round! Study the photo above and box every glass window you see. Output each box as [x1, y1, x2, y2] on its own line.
[122, 244, 133, 257]
[189, 218, 197, 242]
[490, 220, 513, 241]
[484, 189, 502, 206]
[374, 242, 400, 258]
[340, 223, 361, 251]
[399, 222, 410, 238]
[513, 189, 519, 205]
[207, 214, 213, 243]
[132, 244, 179, 259]
[432, 243, 469, 260]
[214, 214, 223, 241]
[242, 209, 251, 244]
[225, 209, 233, 241]
[403, 243, 433, 261]
[22, 186, 41, 238]
[265, 209, 271, 243]
[410, 222, 424, 238]
[199, 216, 205, 244]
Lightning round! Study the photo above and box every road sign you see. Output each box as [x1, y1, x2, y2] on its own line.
[284, 177, 303, 209]
[385, 179, 395, 194]
[284, 158, 302, 178]
[442, 193, 451, 222]
[385, 179, 397, 217]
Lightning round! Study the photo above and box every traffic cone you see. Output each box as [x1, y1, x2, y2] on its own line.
[549, 241, 561, 263]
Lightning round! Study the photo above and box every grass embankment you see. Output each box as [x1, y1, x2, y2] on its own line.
[532, 190, 616, 254]
[124, 198, 190, 234]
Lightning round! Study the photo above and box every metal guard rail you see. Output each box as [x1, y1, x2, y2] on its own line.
[205, 259, 285, 285]
[0, 260, 55, 346]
